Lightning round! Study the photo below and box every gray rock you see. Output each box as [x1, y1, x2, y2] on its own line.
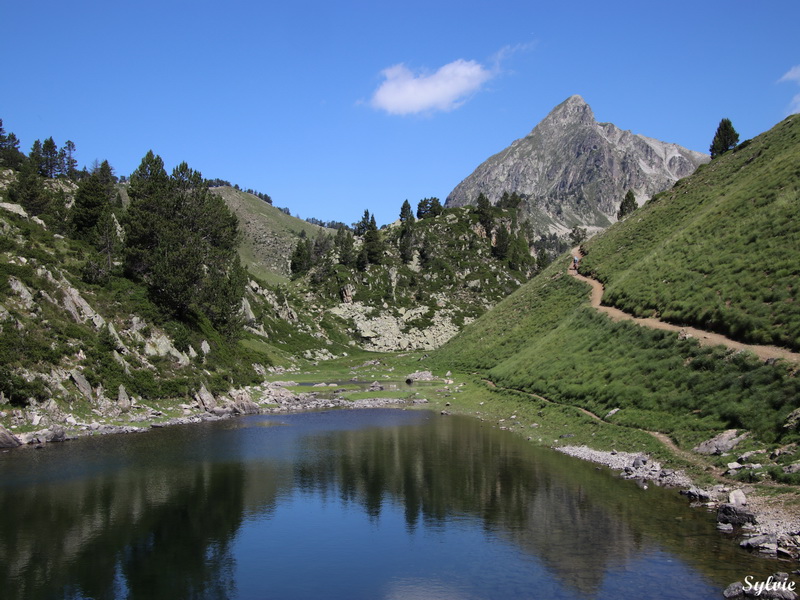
[0, 202, 29, 218]
[717, 503, 757, 526]
[8, 277, 35, 310]
[70, 369, 93, 401]
[729, 489, 747, 506]
[693, 430, 749, 455]
[0, 424, 21, 448]
[368, 381, 384, 391]
[44, 425, 66, 443]
[118, 385, 132, 413]
[201, 340, 211, 355]
[444, 95, 708, 237]
[195, 385, 217, 411]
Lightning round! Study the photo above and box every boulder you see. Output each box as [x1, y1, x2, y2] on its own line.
[693, 430, 749, 455]
[195, 385, 217, 411]
[717, 503, 756, 526]
[729, 489, 747, 507]
[70, 369, 94, 401]
[0, 424, 21, 448]
[229, 390, 260, 415]
[44, 425, 66, 443]
[118, 385, 132, 413]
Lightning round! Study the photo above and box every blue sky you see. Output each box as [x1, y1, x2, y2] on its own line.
[2, 1, 799, 226]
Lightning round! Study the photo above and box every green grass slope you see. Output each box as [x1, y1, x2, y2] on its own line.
[210, 186, 329, 282]
[434, 115, 800, 455]
[580, 114, 800, 350]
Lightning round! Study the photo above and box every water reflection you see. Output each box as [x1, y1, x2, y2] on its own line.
[0, 410, 782, 599]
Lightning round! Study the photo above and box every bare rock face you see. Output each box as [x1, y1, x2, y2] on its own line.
[0, 424, 21, 448]
[445, 95, 709, 236]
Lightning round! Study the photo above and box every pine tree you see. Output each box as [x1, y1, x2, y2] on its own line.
[7, 161, 51, 215]
[290, 235, 312, 277]
[475, 193, 494, 235]
[71, 173, 107, 239]
[41, 137, 59, 178]
[492, 225, 510, 260]
[123, 152, 244, 329]
[334, 227, 355, 267]
[364, 214, 383, 264]
[617, 189, 637, 220]
[710, 118, 740, 159]
[399, 199, 415, 224]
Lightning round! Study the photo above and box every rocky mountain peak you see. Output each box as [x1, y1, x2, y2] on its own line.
[537, 94, 595, 130]
[445, 96, 709, 237]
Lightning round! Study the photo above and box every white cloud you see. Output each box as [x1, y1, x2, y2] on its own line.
[369, 59, 494, 116]
[778, 65, 800, 84]
[778, 65, 800, 114]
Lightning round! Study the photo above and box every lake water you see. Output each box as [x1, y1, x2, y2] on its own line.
[0, 409, 785, 599]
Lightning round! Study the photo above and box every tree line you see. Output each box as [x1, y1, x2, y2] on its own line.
[0, 117, 246, 338]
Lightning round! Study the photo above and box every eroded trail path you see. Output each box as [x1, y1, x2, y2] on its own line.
[568, 247, 800, 365]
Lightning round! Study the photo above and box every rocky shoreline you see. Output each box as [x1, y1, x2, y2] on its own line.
[556, 444, 800, 564]
[0, 379, 428, 449]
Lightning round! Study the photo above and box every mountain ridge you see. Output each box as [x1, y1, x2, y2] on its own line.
[445, 95, 709, 236]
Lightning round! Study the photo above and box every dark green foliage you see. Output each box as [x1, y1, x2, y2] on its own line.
[399, 199, 415, 224]
[0, 119, 25, 170]
[492, 225, 510, 260]
[6, 161, 52, 216]
[41, 137, 58, 178]
[710, 118, 740, 159]
[290, 235, 313, 277]
[334, 227, 356, 267]
[416, 197, 443, 219]
[364, 214, 384, 264]
[617, 189, 637, 220]
[354, 209, 371, 236]
[123, 152, 244, 332]
[71, 173, 107, 239]
[497, 191, 523, 210]
[475, 193, 494, 234]
[569, 225, 587, 246]
[398, 200, 416, 264]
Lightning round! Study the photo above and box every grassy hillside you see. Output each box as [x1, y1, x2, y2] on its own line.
[434, 115, 800, 461]
[210, 186, 328, 282]
[580, 114, 800, 350]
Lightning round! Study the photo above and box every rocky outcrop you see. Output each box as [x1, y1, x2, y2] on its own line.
[693, 429, 749, 455]
[445, 95, 709, 236]
[0, 424, 21, 448]
[329, 301, 470, 352]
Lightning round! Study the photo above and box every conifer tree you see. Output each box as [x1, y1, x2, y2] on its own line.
[617, 189, 637, 220]
[364, 214, 383, 264]
[475, 193, 494, 234]
[710, 118, 740, 159]
[124, 152, 244, 331]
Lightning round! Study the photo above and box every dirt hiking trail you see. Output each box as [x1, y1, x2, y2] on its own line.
[568, 247, 800, 365]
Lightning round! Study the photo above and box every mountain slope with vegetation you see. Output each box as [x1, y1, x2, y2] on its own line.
[579, 113, 800, 350]
[287, 196, 556, 351]
[434, 114, 800, 474]
[210, 185, 329, 282]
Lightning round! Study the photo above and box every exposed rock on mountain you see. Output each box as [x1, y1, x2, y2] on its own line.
[445, 95, 709, 235]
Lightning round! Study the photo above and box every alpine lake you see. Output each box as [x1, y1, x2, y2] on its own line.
[0, 393, 789, 600]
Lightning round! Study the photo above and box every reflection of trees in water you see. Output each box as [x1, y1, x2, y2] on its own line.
[293, 416, 643, 595]
[0, 459, 246, 600]
[291, 415, 763, 597]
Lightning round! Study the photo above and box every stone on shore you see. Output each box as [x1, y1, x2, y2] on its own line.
[0, 424, 22, 448]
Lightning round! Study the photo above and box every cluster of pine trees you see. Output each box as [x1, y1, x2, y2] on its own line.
[0, 118, 247, 337]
